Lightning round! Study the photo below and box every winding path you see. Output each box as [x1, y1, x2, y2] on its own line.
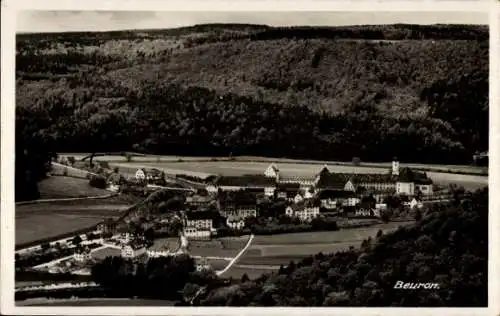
[216, 234, 255, 276]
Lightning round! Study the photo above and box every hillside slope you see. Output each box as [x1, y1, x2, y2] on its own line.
[16, 24, 488, 164]
[198, 188, 488, 307]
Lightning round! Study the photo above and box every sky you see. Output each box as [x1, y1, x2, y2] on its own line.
[16, 11, 488, 33]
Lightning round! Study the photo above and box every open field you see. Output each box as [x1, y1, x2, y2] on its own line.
[59, 153, 487, 175]
[16, 196, 138, 246]
[220, 266, 276, 280]
[223, 222, 414, 279]
[251, 222, 413, 246]
[149, 237, 180, 252]
[110, 160, 487, 190]
[51, 163, 94, 178]
[38, 176, 110, 199]
[187, 236, 250, 258]
[91, 247, 121, 260]
[206, 259, 230, 271]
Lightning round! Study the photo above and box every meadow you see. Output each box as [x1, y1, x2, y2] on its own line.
[91, 247, 122, 261]
[37, 176, 110, 199]
[222, 222, 415, 279]
[149, 237, 181, 252]
[186, 236, 250, 258]
[16, 196, 137, 247]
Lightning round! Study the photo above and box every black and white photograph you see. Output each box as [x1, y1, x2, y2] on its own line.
[2, 4, 493, 314]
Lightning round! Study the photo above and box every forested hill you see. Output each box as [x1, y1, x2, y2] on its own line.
[16, 23, 488, 165]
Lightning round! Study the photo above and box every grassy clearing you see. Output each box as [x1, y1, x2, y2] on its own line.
[220, 266, 276, 280]
[37, 176, 109, 199]
[206, 259, 230, 271]
[251, 222, 411, 245]
[51, 163, 92, 178]
[16, 196, 137, 246]
[187, 236, 250, 258]
[91, 247, 121, 260]
[149, 237, 180, 252]
[234, 222, 414, 274]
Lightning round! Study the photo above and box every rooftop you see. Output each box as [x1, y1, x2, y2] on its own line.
[317, 189, 356, 199]
[185, 210, 218, 220]
[214, 175, 276, 187]
[227, 215, 245, 222]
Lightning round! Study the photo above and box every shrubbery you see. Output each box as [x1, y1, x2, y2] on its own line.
[88, 175, 107, 189]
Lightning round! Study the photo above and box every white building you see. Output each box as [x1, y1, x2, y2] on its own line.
[294, 193, 304, 204]
[392, 160, 400, 176]
[206, 184, 218, 194]
[121, 243, 146, 258]
[264, 163, 279, 178]
[343, 197, 361, 207]
[396, 181, 415, 196]
[184, 227, 211, 240]
[408, 198, 424, 209]
[285, 204, 320, 222]
[355, 208, 381, 218]
[135, 169, 146, 181]
[73, 248, 92, 262]
[264, 187, 276, 197]
[185, 218, 213, 230]
[375, 203, 387, 210]
[195, 258, 212, 272]
[416, 183, 433, 195]
[226, 215, 245, 230]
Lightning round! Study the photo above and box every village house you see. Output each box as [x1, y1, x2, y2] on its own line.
[135, 168, 166, 185]
[293, 192, 305, 204]
[226, 215, 245, 230]
[184, 211, 216, 240]
[355, 208, 381, 217]
[184, 227, 211, 240]
[73, 247, 92, 262]
[106, 172, 125, 192]
[184, 211, 214, 230]
[195, 258, 212, 272]
[405, 198, 424, 209]
[275, 183, 301, 201]
[317, 189, 357, 209]
[221, 204, 257, 219]
[285, 201, 320, 222]
[376, 203, 388, 210]
[264, 163, 280, 178]
[118, 232, 132, 244]
[96, 219, 117, 235]
[185, 194, 214, 207]
[121, 242, 147, 259]
[354, 198, 381, 217]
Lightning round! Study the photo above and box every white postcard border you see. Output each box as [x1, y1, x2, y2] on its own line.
[1, 1, 498, 315]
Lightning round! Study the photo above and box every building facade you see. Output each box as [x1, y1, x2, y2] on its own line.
[121, 244, 146, 258]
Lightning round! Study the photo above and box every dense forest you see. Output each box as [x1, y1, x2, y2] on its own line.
[195, 188, 488, 306]
[15, 24, 488, 199]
